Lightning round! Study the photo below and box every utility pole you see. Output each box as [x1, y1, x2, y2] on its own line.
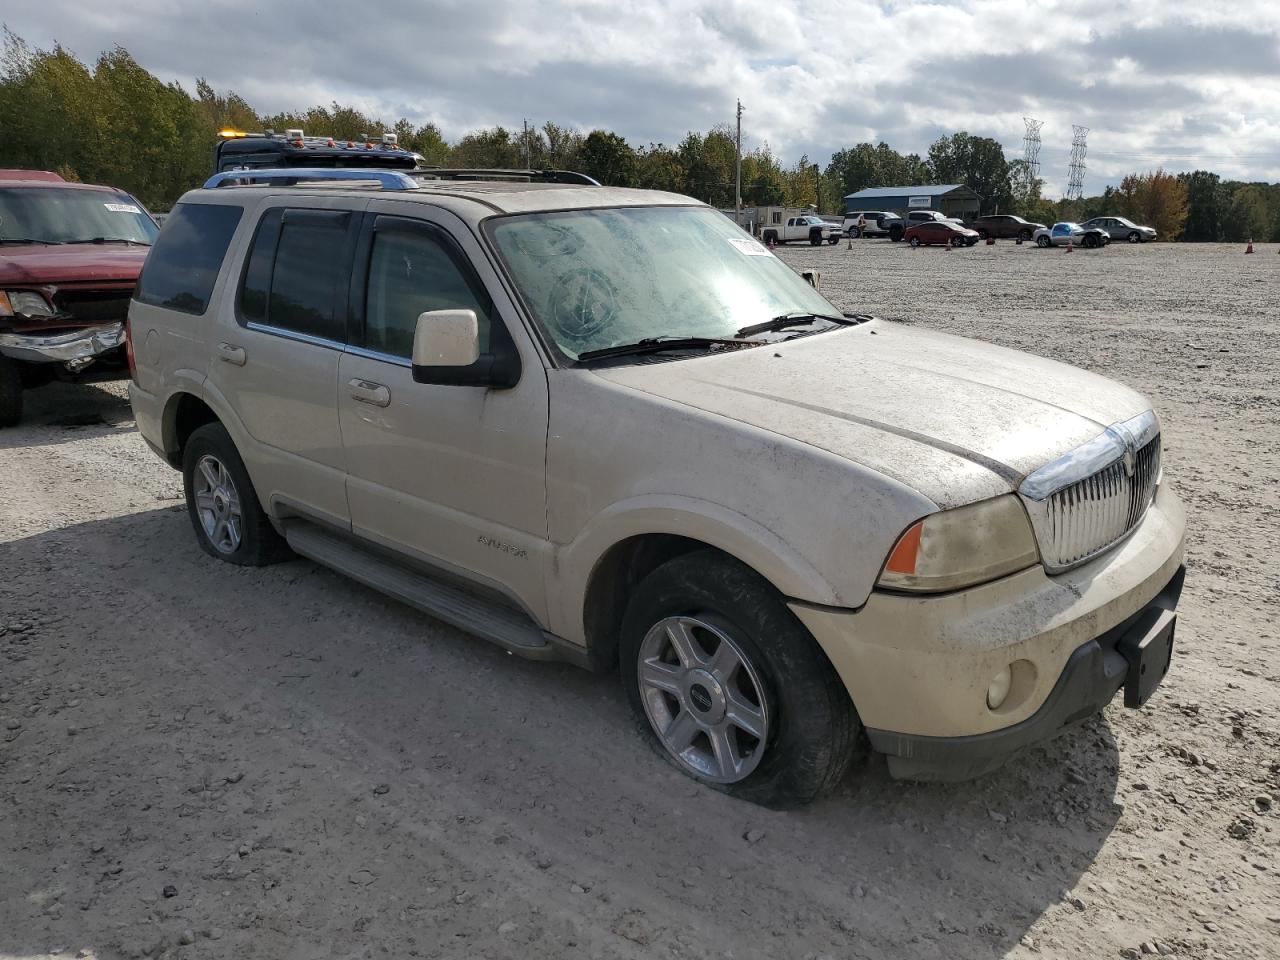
[734, 99, 743, 223]
[522, 119, 530, 168]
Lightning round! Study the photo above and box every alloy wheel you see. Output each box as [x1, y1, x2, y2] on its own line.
[193, 454, 243, 555]
[636, 615, 770, 784]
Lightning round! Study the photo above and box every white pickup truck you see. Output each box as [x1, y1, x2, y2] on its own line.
[761, 215, 841, 246]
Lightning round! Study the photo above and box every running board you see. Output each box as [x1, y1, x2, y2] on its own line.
[282, 521, 582, 666]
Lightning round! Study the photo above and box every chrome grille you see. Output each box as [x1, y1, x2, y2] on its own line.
[1019, 410, 1162, 573]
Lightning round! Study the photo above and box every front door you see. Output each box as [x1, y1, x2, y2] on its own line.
[336, 204, 551, 621]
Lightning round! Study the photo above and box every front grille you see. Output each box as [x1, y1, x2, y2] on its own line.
[1033, 435, 1161, 570]
[54, 290, 132, 324]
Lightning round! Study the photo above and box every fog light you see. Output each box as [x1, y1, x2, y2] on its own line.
[987, 667, 1013, 710]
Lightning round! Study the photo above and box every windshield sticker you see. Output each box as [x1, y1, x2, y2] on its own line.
[104, 202, 142, 214]
[728, 237, 773, 257]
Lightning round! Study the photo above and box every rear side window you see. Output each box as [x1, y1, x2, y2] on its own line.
[134, 203, 242, 316]
[238, 208, 351, 342]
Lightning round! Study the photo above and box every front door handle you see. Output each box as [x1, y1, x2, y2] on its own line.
[349, 378, 391, 407]
[216, 342, 246, 366]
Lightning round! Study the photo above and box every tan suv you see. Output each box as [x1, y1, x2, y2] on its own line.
[128, 168, 1185, 805]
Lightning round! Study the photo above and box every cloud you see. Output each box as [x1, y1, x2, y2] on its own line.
[4, 0, 1280, 193]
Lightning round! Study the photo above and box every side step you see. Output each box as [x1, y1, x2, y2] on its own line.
[283, 521, 573, 663]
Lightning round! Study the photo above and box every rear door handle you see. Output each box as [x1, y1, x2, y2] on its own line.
[348, 378, 390, 407]
[216, 342, 246, 366]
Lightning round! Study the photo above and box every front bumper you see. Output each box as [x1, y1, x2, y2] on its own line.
[791, 482, 1184, 779]
[0, 322, 124, 363]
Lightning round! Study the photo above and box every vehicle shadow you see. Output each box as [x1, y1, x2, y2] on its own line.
[0, 507, 1121, 960]
[0, 380, 134, 451]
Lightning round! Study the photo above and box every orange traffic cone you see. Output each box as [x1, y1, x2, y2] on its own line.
[1066, 240, 1073, 253]
[985, 237, 995, 245]
[1246, 238, 1254, 254]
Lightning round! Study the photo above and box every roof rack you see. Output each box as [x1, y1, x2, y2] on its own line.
[413, 168, 601, 186]
[203, 168, 419, 190]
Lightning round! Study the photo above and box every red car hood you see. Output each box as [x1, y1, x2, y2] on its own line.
[0, 244, 148, 287]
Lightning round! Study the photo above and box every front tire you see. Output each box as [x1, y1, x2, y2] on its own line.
[0, 356, 22, 428]
[1127, 231, 1140, 243]
[182, 422, 293, 566]
[1036, 235, 1050, 248]
[621, 551, 859, 807]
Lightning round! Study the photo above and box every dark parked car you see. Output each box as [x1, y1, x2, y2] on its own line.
[0, 169, 157, 425]
[904, 221, 980, 247]
[968, 214, 1045, 241]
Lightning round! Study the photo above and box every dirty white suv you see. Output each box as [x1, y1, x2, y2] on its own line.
[128, 168, 1185, 805]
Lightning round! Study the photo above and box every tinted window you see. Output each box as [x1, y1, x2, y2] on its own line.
[237, 208, 350, 341]
[134, 203, 242, 316]
[363, 224, 492, 359]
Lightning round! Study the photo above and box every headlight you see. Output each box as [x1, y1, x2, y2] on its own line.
[877, 495, 1040, 593]
[0, 291, 55, 317]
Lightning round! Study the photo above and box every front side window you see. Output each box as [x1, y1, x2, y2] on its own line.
[134, 202, 241, 316]
[0, 186, 158, 245]
[238, 208, 350, 341]
[362, 224, 493, 359]
[489, 206, 840, 361]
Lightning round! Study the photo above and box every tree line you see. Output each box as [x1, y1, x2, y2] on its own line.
[2, 30, 1274, 240]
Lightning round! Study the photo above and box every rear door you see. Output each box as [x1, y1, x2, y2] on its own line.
[336, 205, 551, 621]
[205, 196, 364, 528]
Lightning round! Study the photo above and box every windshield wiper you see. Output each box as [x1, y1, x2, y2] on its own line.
[735, 311, 852, 339]
[0, 237, 63, 245]
[576, 336, 752, 363]
[65, 237, 150, 246]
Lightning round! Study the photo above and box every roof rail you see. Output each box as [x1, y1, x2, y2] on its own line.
[413, 168, 601, 186]
[202, 168, 419, 190]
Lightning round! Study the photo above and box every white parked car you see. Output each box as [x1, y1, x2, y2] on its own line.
[1034, 222, 1110, 248]
[128, 167, 1184, 805]
[842, 211, 900, 238]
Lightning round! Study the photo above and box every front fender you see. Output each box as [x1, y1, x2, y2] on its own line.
[548, 494, 844, 645]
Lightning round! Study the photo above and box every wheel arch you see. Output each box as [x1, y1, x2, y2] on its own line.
[162, 390, 221, 468]
[560, 498, 846, 669]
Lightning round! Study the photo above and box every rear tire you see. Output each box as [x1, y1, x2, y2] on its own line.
[1036, 235, 1050, 248]
[620, 550, 859, 807]
[909, 236, 921, 247]
[762, 231, 778, 246]
[847, 227, 861, 239]
[182, 422, 293, 566]
[977, 229, 988, 240]
[0, 356, 22, 428]
[1018, 229, 1032, 241]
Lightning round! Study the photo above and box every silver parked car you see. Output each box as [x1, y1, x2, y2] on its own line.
[1033, 222, 1110, 249]
[1081, 216, 1157, 243]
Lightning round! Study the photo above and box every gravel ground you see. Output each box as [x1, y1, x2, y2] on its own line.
[1, 240, 1277, 960]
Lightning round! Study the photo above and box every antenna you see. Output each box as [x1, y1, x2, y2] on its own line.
[1066, 125, 1089, 200]
[1022, 117, 1043, 180]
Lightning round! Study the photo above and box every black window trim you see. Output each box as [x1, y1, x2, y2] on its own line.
[233, 204, 360, 348]
[348, 212, 515, 365]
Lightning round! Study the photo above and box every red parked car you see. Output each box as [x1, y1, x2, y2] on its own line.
[903, 220, 980, 248]
[0, 170, 157, 425]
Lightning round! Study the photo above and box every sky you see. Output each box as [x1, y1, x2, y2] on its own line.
[5, 0, 1280, 196]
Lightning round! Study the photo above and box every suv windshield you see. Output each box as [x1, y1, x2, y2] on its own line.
[0, 187, 158, 244]
[490, 206, 841, 361]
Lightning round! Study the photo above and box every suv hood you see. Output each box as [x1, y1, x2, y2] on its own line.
[594, 321, 1150, 508]
[0, 244, 148, 287]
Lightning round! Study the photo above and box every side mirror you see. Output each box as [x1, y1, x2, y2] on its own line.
[412, 309, 479, 368]
[411, 309, 520, 389]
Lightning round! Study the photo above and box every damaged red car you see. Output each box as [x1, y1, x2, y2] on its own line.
[0, 170, 158, 425]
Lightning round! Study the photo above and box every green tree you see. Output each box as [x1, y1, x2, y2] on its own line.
[577, 130, 637, 186]
[926, 132, 1013, 213]
[635, 143, 683, 192]
[1178, 171, 1223, 241]
[450, 126, 522, 167]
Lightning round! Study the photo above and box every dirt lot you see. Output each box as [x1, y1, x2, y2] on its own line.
[2, 240, 1277, 960]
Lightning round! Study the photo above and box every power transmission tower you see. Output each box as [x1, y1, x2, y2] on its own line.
[1066, 125, 1089, 200]
[1021, 117, 1043, 179]
[734, 99, 743, 222]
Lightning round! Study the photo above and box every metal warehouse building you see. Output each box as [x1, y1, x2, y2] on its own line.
[843, 184, 981, 220]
